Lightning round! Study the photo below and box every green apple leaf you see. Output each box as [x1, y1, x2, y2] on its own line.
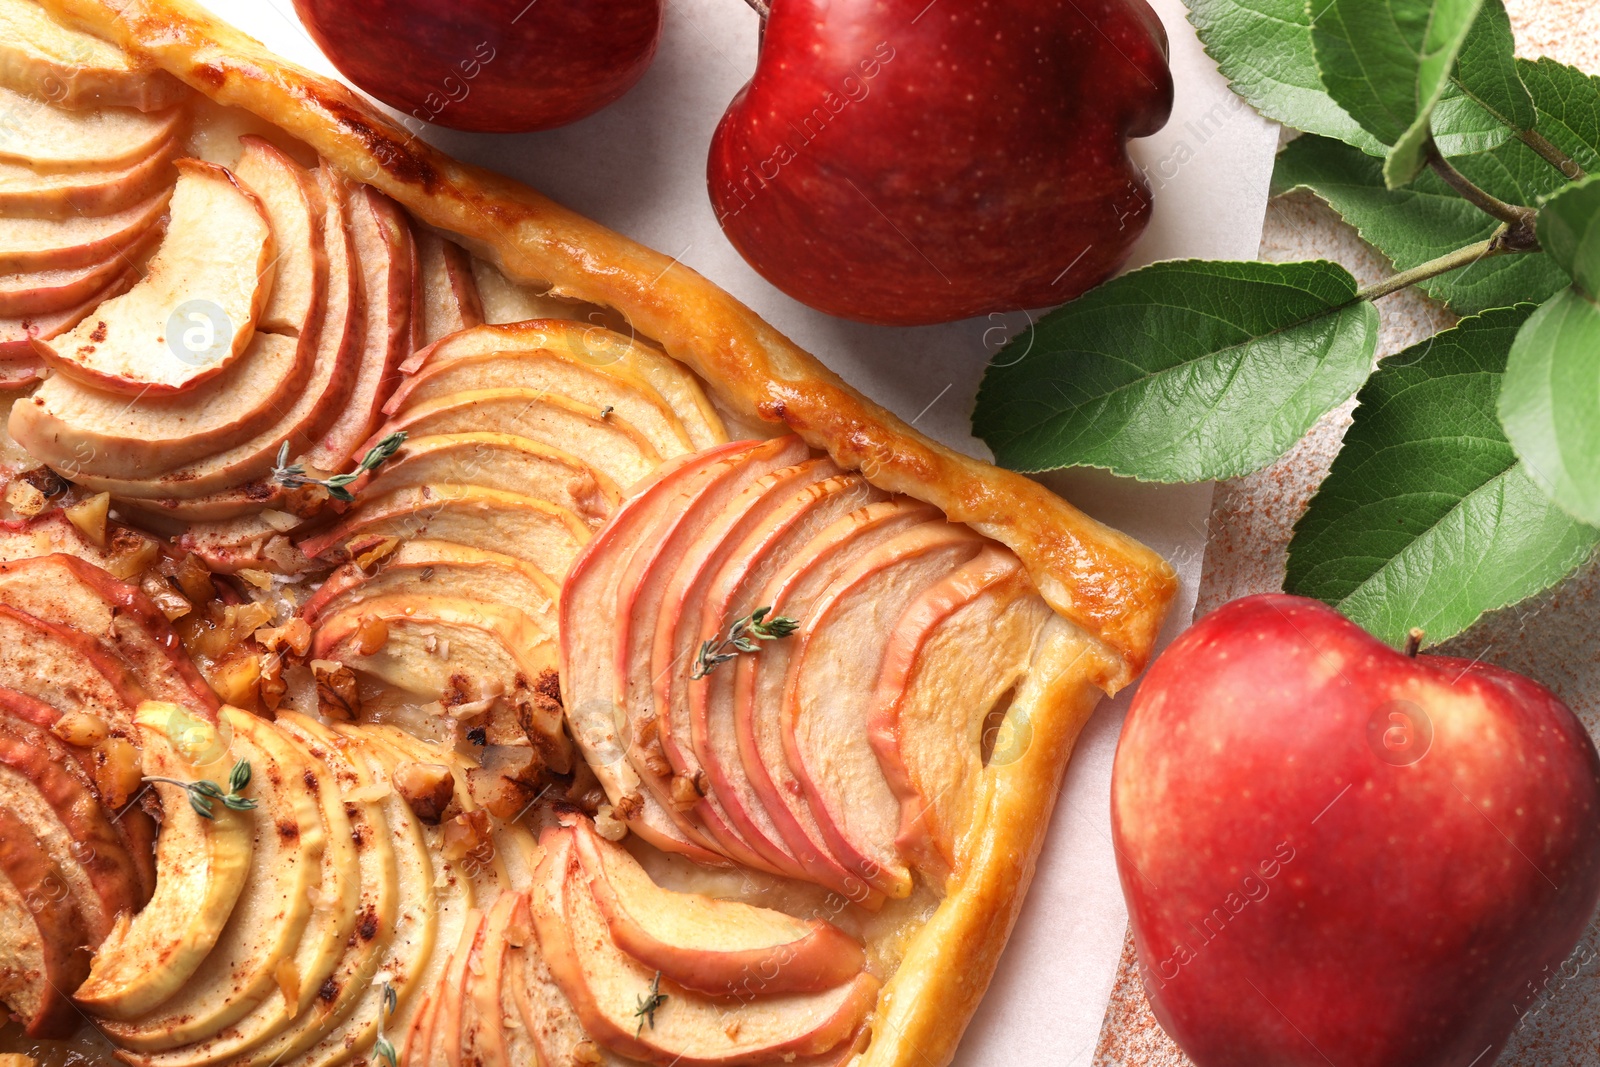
[1430, 88, 1512, 157]
[1310, 0, 1486, 186]
[972, 260, 1378, 482]
[1185, 0, 1383, 155]
[1287, 306, 1597, 648]
[1516, 58, 1600, 175]
[1273, 134, 1569, 312]
[1451, 0, 1537, 133]
[1535, 173, 1600, 294]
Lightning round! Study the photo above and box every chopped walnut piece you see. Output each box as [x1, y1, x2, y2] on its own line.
[4, 480, 46, 518]
[612, 791, 643, 822]
[51, 711, 108, 748]
[565, 759, 606, 814]
[256, 617, 311, 656]
[521, 670, 572, 776]
[394, 761, 454, 824]
[20, 466, 67, 499]
[669, 773, 701, 811]
[311, 659, 360, 720]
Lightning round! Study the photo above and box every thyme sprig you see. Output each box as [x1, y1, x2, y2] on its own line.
[690, 606, 799, 680]
[144, 759, 257, 819]
[272, 432, 408, 503]
[633, 971, 668, 1036]
[372, 982, 399, 1067]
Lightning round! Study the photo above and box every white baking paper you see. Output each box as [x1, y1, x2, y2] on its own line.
[191, 0, 1277, 1058]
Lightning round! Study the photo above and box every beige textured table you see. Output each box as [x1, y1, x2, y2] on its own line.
[1091, 5, 1600, 1064]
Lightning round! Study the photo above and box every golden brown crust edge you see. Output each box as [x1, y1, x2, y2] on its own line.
[33, 3, 1174, 1064]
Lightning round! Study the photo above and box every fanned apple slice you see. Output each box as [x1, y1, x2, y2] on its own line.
[0, 0, 188, 110]
[0, 806, 89, 1037]
[570, 818, 865, 996]
[0, 235, 149, 317]
[0, 186, 168, 273]
[652, 457, 837, 878]
[399, 318, 728, 451]
[246, 713, 399, 1067]
[17, 331, 306, 479]
[304, 181, 413, 471]
[386, 331, 695, 459]
[533, 827, 878, 1066]
[376, 386, 662, 490]
[298, 484, 590, 581]
[736, 500, 939, 903]
[504, 896, 604, 1067]
[0, 254, 140, 377]
[868, 547, 1054, 872]
[0, 602, 139, 733]
[39, 159, 273, 393]
[460, 891, 520, 1067]
[100, 708, 328, 1052]
[350, 432, 618, 529]
[415, 230, 483, 346]
[560, 442, 754, 864]
[303, 540, 558, 636]
[311, 593, 558, 709]
[429, 908, 483, 1067]
[0, 511, 118, 566]
[74, 706, 252, 1020]
[782, 523, 984, 899]
[399, 979, 442, 1067]
[234, 137, 324, 337]
[693, 473, 884, 886]
[0, 86, 183, 168]
[0, 137, 176, 218]
[0, 553, 218, 710]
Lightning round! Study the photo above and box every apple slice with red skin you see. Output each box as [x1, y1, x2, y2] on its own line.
[0, 137, 177, 219]
[532, 827, 879, 1066]
[1113, 594, 1600, 1067]
[0, 0, 189, 111]
[374, 386, 663, 491]
[783, 521, 984, 898]
[561, 443, 755, 864]
[399, 977, 442, 1067]
[0, 187, 169, 273]
[415, 231, 483, 346]
[397, 319, 728, 451]
[0, 253, 141, 377]
[613, 436, 810, 869]
[458, 891, 517, 1067]
[0, 86, 184, 169]
[734, 499, 937, 903]
[504, 894, 608, 1067]
[0, 806, 90, 1037]
[235, 137, 326, 338]
[652, 457, 839, 876]
[571, 817, 865, 995]
[0, 222, 158, 317]
[692, 472, 884, 886]
[0, 510, 121, 568]
[297, 484, 590, 581]
[347, 431, 618, 529]
[303, 181, 414, 471]
[430, 907, 484, 1067]
[867, 546, 1053, 873]
[37, 158, 275, 393]
[0, 603, 140, 734]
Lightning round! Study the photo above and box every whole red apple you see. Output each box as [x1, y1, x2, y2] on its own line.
[1112, 594, 1600, 1067]
[292, 0, 661, 133]
[706, 0, 1172, 326]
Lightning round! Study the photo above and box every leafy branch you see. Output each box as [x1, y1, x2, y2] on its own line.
[272, 432, 408, 503]
[690, 606, 799, 679]
[144, 759, 257, 819]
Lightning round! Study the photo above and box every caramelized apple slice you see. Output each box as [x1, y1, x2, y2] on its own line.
[378, 386, 662, 490]
[299, 484, 590, 581]
[0, 806, 89, 1037]
[415, 231, 483, 345]
[0, 187, 167, 273]
[0, 255, 140, 378]
[0, 137, 176, 218]
[571, 818, 865, 995]
[351, 431, 618, 529]
[532, 828, 878, 1066]
[430, 909, 483, 1067]
[0, 603, 140, 734]
[0, 86, 182, 168]
[74, 707, 252, 1020]
[693, 473, 883, 888]
[0, 0, 188, 110]
[234, 137, 325, 337]
[735, 500, 937, 902]
[460, 891, 522, 1067]
[39, 159, 273, 393]
[303, 182, 413, 470]
[100, 709, 328, 1051]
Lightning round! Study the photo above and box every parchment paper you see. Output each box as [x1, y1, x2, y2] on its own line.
[191, 0, 1279, 1059]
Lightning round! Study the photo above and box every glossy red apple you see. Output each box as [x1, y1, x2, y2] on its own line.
[707, 0, 1172, 326]
[1111, 594, 1600, 1067]
[291, 0, 662, 133]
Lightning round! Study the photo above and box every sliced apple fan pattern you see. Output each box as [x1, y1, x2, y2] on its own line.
[0, 8, 1069, 1065]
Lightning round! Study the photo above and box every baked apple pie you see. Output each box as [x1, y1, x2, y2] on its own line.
[0, 1, 1176, 1065]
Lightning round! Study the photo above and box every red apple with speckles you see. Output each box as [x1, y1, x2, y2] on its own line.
[706, 0, 1173, 325]
[292, 0, 661, 132]
[1111, 594, 1600, 1066]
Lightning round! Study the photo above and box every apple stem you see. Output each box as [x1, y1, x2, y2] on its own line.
[739, 0, 770, 18]
[1405, 628, 1424, 658]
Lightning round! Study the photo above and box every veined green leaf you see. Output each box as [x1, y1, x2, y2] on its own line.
[1536, 173, 1600, 296]
[1272, 134, 1570, 312]
[972, 260, 1378, 482]
[1452, 0, 1537, 133]
[1500, 290, 1600, 524]
[1288, 307, 1596, 648]
[1185, 0, 1383, 155]
[1310, 0, 1486, 186]
[1516, 58, 1600, 175]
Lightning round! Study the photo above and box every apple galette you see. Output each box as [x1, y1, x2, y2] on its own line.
[0, 2, 1177, 1065]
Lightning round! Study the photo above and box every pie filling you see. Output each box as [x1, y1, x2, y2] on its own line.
[0, 7, 1098, 1066]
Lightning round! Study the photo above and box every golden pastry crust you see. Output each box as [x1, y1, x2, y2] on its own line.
[31, 3, 1179, 1064]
